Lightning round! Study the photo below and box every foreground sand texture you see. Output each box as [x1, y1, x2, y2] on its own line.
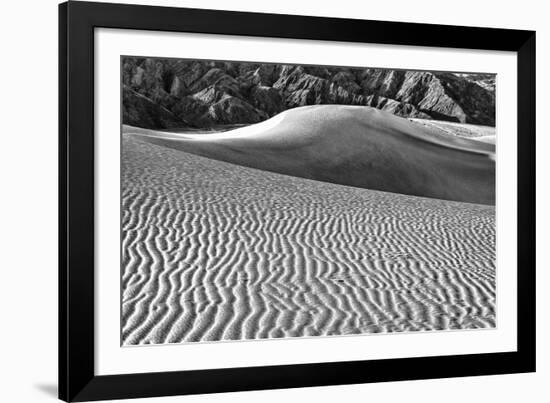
[121, 108, 496, 345]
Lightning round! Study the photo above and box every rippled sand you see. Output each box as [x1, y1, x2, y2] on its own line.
[121, 135, 495, 346]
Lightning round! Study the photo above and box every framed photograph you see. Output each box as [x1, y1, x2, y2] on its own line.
[59, 1, 536, 401]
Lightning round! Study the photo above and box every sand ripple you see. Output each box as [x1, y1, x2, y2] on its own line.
[121, 136, 495, 345]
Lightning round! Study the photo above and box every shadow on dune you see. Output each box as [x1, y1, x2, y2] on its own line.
[124, 105, 495, 205]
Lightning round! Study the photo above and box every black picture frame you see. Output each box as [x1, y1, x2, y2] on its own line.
[59, 1, 536, 401]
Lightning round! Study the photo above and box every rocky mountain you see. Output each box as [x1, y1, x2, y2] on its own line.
[122, 57, 495, 130]
[454, 73, 496, 92]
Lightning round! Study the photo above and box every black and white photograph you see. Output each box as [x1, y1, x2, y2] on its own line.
[121, 57, 496, 346]
[1, 0, 543, 401]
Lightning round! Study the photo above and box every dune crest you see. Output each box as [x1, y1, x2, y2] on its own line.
[125, 105, 495, 204]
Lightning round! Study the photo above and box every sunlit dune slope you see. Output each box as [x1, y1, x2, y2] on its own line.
[125, 105, 495, 204]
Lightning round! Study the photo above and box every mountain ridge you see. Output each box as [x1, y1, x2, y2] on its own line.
[122, 57, 495, 130]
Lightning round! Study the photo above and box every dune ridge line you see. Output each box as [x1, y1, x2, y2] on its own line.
[124, 105, 495, 205]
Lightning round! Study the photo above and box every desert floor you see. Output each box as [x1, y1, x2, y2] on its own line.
[121, 114, 496, 345]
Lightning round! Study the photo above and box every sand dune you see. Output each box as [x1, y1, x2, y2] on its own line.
[473, 135, 496, 145]
[124, 105, 495, 205]
[121, 135, 495, 346]
[409, 118, 496, 139]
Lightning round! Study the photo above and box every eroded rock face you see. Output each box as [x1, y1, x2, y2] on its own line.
[122, 86, 187, 129]
[249, 85, 284, 116]
[200, 95, 268, 126]
[360, 70, 495, 125]
[122, 58, 495, 129]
